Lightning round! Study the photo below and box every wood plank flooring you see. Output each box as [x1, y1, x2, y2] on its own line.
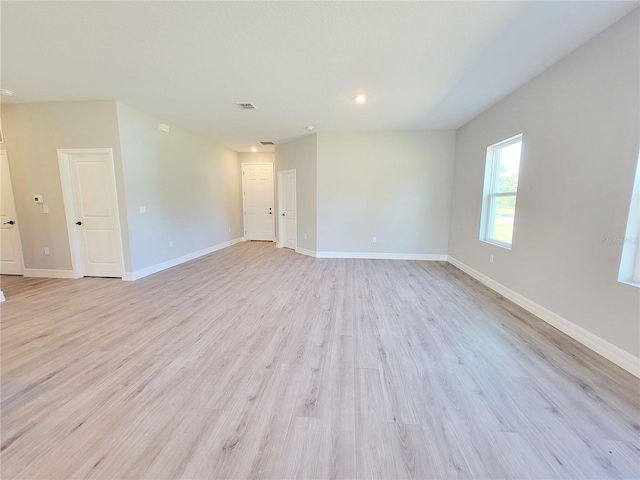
[1, 241, 639, 479]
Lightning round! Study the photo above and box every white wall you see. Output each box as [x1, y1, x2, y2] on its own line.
[1, 101, 128, 272]
[238, 152, 274, 165]
[275, 134, 317, 252]
[1, 100, 243, 278]
[116, 102, 242, 273]
[316, 131, 455, 256]
[448, 11, 640, 358]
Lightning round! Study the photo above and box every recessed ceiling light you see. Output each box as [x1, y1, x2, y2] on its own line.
[1, 89, 14, 97]
[354, 94, 367, 104]
[251, 147, 257, 152]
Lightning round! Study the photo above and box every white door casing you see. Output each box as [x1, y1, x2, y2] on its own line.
[242, 163, 274, 241]
[58, 149, 124, 278]
[278, 169, 297, 250]
[0, 151, 24, 275]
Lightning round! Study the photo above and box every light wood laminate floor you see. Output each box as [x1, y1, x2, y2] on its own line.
[1, 242, 639, 479]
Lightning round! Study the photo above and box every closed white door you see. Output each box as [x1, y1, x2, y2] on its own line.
[243, 163, 274, 241]
[278, 170, 297, 250]
[0, 151, 24, 275]
[61, 150, 123, 278]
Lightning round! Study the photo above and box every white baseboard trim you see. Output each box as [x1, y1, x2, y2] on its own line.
[447, 256, 640, 378]
[123, 237, 243, 281]
[0, 290, 5, 303]
[315, 251, 448, 261]
[23, 268, 76, 279]
[295, 247, 317, 258]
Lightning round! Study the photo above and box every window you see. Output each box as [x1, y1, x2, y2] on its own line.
[480, 134, 523, 248]
[618, 153, 640, 287]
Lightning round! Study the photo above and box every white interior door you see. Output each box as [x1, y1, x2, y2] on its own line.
[60, 149, 123, 278]
[0, 151, 24, 275]
[278, 170, 297, 250]
[243, 163, 274, 241]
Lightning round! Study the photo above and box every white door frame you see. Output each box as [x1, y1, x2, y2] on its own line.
[0, 150, 25, 275]
[241, 162, 275, 241]
[277, 169, 297, 250]
[57, 148, 125, 279]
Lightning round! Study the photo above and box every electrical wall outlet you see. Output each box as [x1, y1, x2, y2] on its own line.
[139, 206, 146, 214]
[372, 236, 377, 243]
[304, 233, 308, 240]
[489, 254, 494, 263]
[228, 227, 231, 233]
[169, 241, 173, 247]
[43, 205, 49, 214]
[44, 247, 50, 255]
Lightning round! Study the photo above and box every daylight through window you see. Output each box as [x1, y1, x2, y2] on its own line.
[480, 134, 523, 248]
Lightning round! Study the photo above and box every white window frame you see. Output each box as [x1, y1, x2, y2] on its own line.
[633, 242, 640, 284]
[480, 134, 523, 250]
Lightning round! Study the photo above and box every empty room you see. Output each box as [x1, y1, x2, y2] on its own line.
[1, 1, 639, 479]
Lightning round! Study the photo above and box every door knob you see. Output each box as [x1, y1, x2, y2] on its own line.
[76, 221, 82, 226]
[282, 213, 285, 216]
[3, 220, 15, 225]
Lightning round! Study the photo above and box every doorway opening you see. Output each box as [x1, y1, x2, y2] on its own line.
[57, 148, 124, 278]
[277, 169, 297, 250]
[0, 151, 25, 275]
[242, 163, 275, 241]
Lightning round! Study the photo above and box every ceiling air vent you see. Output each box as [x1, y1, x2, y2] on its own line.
[259, 141, 275, 145]
[236, 102, 257, 110]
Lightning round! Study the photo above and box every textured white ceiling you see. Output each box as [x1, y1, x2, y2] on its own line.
[1, 1, 637, 152]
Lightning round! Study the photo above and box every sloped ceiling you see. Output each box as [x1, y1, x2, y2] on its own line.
[1, 1, 637, 152]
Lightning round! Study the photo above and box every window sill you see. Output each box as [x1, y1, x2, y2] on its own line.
[481, 238, 512, 250]
[618, 279, 640, 289]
